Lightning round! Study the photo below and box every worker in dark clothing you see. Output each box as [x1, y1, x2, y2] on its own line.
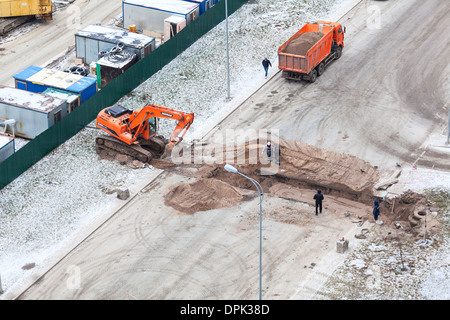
[262, 141, 273, 162]
[262, 58, 272, 79]
[373, 199, 380, 223]
[313, 190, 324, 216]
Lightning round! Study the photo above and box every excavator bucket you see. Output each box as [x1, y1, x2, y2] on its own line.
[161, 137, 183, 159]
[161, 144, 174, 159]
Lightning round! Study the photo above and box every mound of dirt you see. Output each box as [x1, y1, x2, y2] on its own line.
[378, 190, 442, 237]
[283, 32, 324, 56]
[160, 139, 441, 236]
[278, 140, 378, 195]
[159, 139, 380, 204]
[164, 178, 247, 214]
[204, 139, 380, 203]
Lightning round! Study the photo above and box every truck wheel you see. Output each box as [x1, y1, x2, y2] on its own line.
[336, 47, 342, 59]
[317, 63, 325, 76]
[309, 69, 317, 83]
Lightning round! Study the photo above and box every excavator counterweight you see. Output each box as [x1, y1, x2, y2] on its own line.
[95, 104, 194, 164]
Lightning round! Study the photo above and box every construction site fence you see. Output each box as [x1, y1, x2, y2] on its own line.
[0, 0, 248, 191]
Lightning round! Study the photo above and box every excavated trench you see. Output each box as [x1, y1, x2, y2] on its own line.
[158, 139, 379, 205]
[109, 139, 439, 236]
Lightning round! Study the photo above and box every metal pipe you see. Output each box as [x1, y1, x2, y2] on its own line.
[447, 104, 450, 144]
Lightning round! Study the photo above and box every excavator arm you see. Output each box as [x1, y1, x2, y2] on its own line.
[127, 104, 194, 145]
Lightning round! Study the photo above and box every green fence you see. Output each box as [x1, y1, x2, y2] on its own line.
[0, 0, 248, 190]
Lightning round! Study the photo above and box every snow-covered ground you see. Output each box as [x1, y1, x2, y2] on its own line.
[1, 0, 449, 299]
[315, 165, 450, 299]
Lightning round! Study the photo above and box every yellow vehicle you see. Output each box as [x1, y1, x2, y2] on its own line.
[0, 0, 54, 20]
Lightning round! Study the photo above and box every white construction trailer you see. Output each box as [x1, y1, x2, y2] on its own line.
[122, 0, 200, 36]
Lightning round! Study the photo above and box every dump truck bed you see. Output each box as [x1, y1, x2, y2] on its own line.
[278, 22, 336, 75]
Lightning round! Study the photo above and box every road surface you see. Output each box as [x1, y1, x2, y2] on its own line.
[13, 169, 369, 299]
[206, 0, 450, 171]
[8, 0, 450, 300]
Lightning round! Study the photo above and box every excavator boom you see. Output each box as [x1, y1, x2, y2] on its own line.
[127, 104, 194, 145]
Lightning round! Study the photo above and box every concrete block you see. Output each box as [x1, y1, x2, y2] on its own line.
[117, 188, 130, 200]
[336, 239, 349, 253]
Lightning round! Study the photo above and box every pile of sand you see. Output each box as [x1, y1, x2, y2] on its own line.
[283, 32, 324, 56]
[164, 178, 246, 214]
[209, 139, 380, 202]
[160, 139, 442, 236]
[162, 139, 380, 205]
[277, 140, 378, 195]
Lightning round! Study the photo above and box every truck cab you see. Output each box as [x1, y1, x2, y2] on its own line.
[333, 24, 345, 47]
[315, 21, 345, 47]
[331, 23, 345, 59]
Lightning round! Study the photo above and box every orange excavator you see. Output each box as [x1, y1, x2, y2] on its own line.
[95, 104, 194, 163]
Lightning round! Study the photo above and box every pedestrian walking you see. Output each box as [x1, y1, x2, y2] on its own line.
[261, 141, 273, 162]
[313, 190, 324, 216]
[373, 199, 381, 223]
[262, 57, 272, 79]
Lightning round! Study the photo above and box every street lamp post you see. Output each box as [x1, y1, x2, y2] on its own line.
[224, 164, 263, 300]
[447, 106, 450, 144]
[0, 272, 4, 294]
[225, 0, 230, 99]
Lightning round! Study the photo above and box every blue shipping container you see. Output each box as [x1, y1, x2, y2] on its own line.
[13, 66, 97, 103]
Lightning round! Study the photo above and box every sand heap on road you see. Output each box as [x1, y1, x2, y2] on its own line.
[162, 139, 380, 213]
[160, 139, 441, 236]
[164, 178, 247, 214]
[274, 140, 378, 197]
[283, 32, 324, 56]
[202, 139, 379, 201]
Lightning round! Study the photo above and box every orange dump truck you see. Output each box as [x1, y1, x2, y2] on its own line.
[278, 21, 345, 82]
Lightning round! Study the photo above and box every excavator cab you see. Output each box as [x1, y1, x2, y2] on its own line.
[148, 117, 157, 138]
[99, 104, 158, 142]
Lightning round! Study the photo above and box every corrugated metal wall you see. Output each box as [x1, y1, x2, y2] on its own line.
[0, 0, 248, 190]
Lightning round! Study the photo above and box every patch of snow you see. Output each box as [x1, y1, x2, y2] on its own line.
[349, 259, 366, 269]
[1, 0, 449, 300]
[1, 0, 361, 295]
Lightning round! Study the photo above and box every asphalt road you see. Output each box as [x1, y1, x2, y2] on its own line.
[13, 170, 368, 300]
[208, 0, 450, 171]
[7, 0, 450, 300]
[0, 0, 122, 87]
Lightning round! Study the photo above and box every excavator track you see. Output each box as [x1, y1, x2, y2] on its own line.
[0, 16, 34, 36]
[96, 135, 167, 163]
